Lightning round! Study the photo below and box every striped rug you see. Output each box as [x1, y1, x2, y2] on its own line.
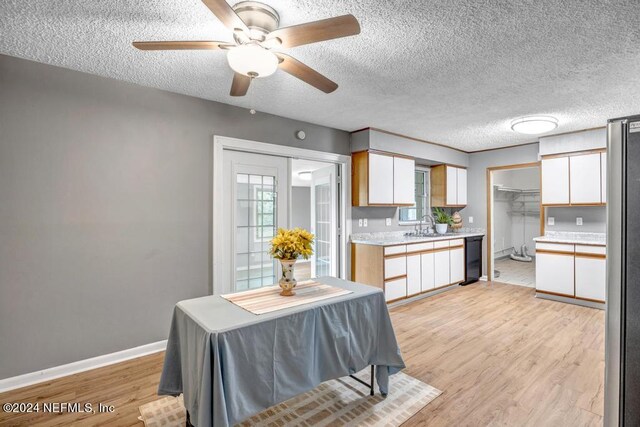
[139, 370, 441, 427]
[221, 280, 352, 315]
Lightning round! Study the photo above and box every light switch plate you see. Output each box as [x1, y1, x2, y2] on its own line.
[548, 217, 555, 226]
[358, 219, 363, 227]
[386, 218, 392, 226]
[469, 216, 474, 224]
[363, 218, 368, 227]
[576, 217, 583, 226]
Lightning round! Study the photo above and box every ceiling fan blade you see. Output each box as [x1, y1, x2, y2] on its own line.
[132, 41, 230, 50]
[230, 73, 251, 96]
[277, 54, 338, 93]
[201, 0, 249, 33]
[266, 14, 360, 49]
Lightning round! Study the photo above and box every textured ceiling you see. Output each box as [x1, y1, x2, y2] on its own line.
[2, 0, 640, 151]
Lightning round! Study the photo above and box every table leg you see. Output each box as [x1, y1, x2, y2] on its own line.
[348, 365, 375, 396]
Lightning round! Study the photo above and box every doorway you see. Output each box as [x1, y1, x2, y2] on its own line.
[291, 159, 338, 281]
[213, 136, 351, 295]
[487, 162, 543, 285]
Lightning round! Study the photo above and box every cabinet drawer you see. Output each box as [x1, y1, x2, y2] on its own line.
[449, 239, 464, 247]
[385, 277, 407, 302]
[407, 242, 434, 253]
[384, 245, 406, 256]
[434, 240, 450, 249]
[384, 256, 406, 279]
[575, 245, 606, 256]
[535, 242, 575, 253]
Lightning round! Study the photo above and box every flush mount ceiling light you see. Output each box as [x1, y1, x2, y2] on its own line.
[298, 171, 312, 180]
[510, 116, 558, 135]
[227, 44, 279, 78]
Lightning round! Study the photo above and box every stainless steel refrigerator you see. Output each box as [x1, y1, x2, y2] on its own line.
[605, 115, 640, 426]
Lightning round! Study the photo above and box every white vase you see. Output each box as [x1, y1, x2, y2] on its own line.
[435, 223, 448, 234]
[279, 259, 297, 296]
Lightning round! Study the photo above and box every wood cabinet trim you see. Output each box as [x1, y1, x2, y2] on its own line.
[384, 252, 408, 260]
[384, 274, 407, 282]
[537, 289, 575, 299]
[575, 253, 607, 259]
[575, 296, 606, 304]
[541, 148, 606, 160]
[536, 249, 576, 256]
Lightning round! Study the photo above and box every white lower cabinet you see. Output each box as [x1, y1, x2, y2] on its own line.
[434, 250, 450, 288]
[406, 254, 422, 297]
[421, 252, 435, 292]
[385, 277, 407, 302]
[536, 251, 575, 296]
[450, 246, 465, 284]
[575, 256, 606, 302]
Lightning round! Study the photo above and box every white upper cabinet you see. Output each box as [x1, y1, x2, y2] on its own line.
[601, 152, 607, 203]
[393, 156, 416, 205]
[368, 153, 394, 204]
[446, 165, 458, 205]
[457, 168, 468, 206]
[570, 153, 602, 204]
[541, 157, 570, 205]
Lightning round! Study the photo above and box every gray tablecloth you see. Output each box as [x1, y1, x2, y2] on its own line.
[158, 277, 405, 427]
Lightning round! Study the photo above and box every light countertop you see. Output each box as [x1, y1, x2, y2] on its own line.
[534, 231, 606, 246]
[351, 229, 485, 246]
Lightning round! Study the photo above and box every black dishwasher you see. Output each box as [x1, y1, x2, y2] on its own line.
[460, 235, 483, 285]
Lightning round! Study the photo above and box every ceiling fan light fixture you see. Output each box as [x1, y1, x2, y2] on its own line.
[510, 115, 558, 135]
[227, 44, 278, 78]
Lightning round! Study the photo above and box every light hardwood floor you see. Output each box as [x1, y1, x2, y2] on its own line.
[0, 282, 604, 427]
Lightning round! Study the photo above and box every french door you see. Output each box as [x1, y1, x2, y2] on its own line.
[222, 151, 288, 293]
[310, 165, 338, 278]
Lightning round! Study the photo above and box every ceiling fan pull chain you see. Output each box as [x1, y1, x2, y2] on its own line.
[249, 75, 256, 115]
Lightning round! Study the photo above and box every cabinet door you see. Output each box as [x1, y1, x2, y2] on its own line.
[450, 246, 465, 283]
[384, 256, 406, 279]
[421, 252, 435, 291]
[393, 157, 415, 205]
[570, 153, 602, 204]
[601, 152, 607, 203]
[536, 252, 574, 296]
[434, 250, 450, 287]
[457, 168, 467, 205]
[542, 157, 570, 205]
[385, 277, 407, 302]
[446, 166, 458, 205]
[406, 254, 421, 296]
[575, 256, 606, 302]
[368, 153, 394, 204]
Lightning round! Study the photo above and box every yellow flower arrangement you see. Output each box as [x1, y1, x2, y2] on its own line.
[269, 227, 315, 260]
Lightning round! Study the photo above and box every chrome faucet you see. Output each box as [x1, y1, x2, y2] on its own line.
[419, 214, 435, 234]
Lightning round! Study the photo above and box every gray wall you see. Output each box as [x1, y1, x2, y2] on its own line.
[291, 187, 311, 231]
[465, 143, 541, 274]
[0, 54, 349, 379]
[545, 206, 606, 233]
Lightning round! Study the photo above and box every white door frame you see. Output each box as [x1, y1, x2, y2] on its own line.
[213, 135, 352, 295]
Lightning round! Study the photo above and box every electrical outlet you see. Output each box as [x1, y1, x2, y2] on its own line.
[358, 219, 363, 227]
[548, 217, 555, 226]
[363, 218, 368, 227]
[576, 217, 583, 226]
[469, 216, 474, 224]
[386, 218, 392, 226]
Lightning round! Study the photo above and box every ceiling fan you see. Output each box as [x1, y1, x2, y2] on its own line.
[133, 0, 361, 96]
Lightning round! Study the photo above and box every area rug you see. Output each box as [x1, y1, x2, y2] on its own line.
[139, 370, 441, 426]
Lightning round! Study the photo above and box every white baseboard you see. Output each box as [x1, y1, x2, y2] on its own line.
[0, 340, 167, 393]
[480, 275, 488, 281]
